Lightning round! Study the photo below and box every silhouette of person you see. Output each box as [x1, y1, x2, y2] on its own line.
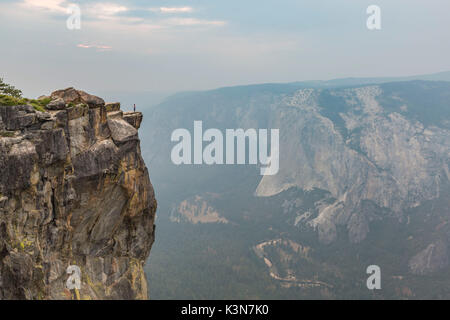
[133, 104, 136, 112]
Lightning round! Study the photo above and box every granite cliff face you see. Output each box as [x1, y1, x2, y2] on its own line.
[145, 81, 449, 246]
[0, 88, 156, 300]
[255, 85, 450, 244]
[143, 81, 450, 286]
[138, 79, 450, 299]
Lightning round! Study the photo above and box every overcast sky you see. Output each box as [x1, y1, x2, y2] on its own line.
[1, 0, 449, 98]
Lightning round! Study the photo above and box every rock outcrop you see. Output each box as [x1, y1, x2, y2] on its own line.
[409, 240, 449, 275]
[143, 80, 449, 246]
[0, 88, 156, 300]
[255, 86, 450, 243]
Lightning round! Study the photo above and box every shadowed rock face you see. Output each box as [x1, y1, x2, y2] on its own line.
[50, 87, 105, 109]
[409, 240, 449, 275]
[144, 81, 449, 249]
[0, 89, 156, 300]
[254, 85, 450, 244]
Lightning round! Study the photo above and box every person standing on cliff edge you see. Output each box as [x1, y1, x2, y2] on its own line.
[133, 104, 136, 112]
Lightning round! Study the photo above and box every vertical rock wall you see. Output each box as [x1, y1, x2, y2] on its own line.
[0, 88, 156, 300]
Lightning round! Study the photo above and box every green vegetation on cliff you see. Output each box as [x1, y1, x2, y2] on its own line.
[0, 77, 50, 112]
[0, 78, 22, 98]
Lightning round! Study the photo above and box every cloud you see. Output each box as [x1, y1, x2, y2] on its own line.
[77, 44, 112, 51]
[164, 18, 226, 27]
[86, 3, 128, 17]
[17, 0, 226, 31]
[20, 0, 68, 13]
[159, 7, 194, 13]
[20, 0, 129, 19]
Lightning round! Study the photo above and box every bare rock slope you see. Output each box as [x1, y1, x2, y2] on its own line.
[0, 88, 156, 299]
[255, 85, 450, 244]
[145, 81, 449, 248]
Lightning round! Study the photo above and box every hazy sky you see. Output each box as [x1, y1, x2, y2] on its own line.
[1, 0, 450, 98]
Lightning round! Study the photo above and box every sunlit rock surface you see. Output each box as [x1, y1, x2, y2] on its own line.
[0, 88, 156, 300]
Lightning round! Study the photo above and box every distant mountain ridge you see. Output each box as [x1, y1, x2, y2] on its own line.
[143, 75, 450, 299]
[160, 71, 450, 103]
[99, 71, 450, 111]
[144, 79, 449, 242]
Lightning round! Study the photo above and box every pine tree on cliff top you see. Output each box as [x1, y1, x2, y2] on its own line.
[0, 78, 22, 98]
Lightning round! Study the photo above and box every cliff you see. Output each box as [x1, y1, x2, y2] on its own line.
[0, 88, 156, 300]
[255, 85, 450, 244]
[144, 81, 449, 248]
[131, 79, 450, 298]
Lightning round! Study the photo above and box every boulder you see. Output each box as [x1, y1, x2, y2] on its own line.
[123, 112, 143, 129]
[50, 87, 105, 108]
[105, 102, 121, 112]
[46, 97, 66, 110]
[78, 90, 105, 108]
[51, 87, 80, 104]
[107, 110, 123, 120]
[0, 105, 37, 130]
[107, 118, 138, 144]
